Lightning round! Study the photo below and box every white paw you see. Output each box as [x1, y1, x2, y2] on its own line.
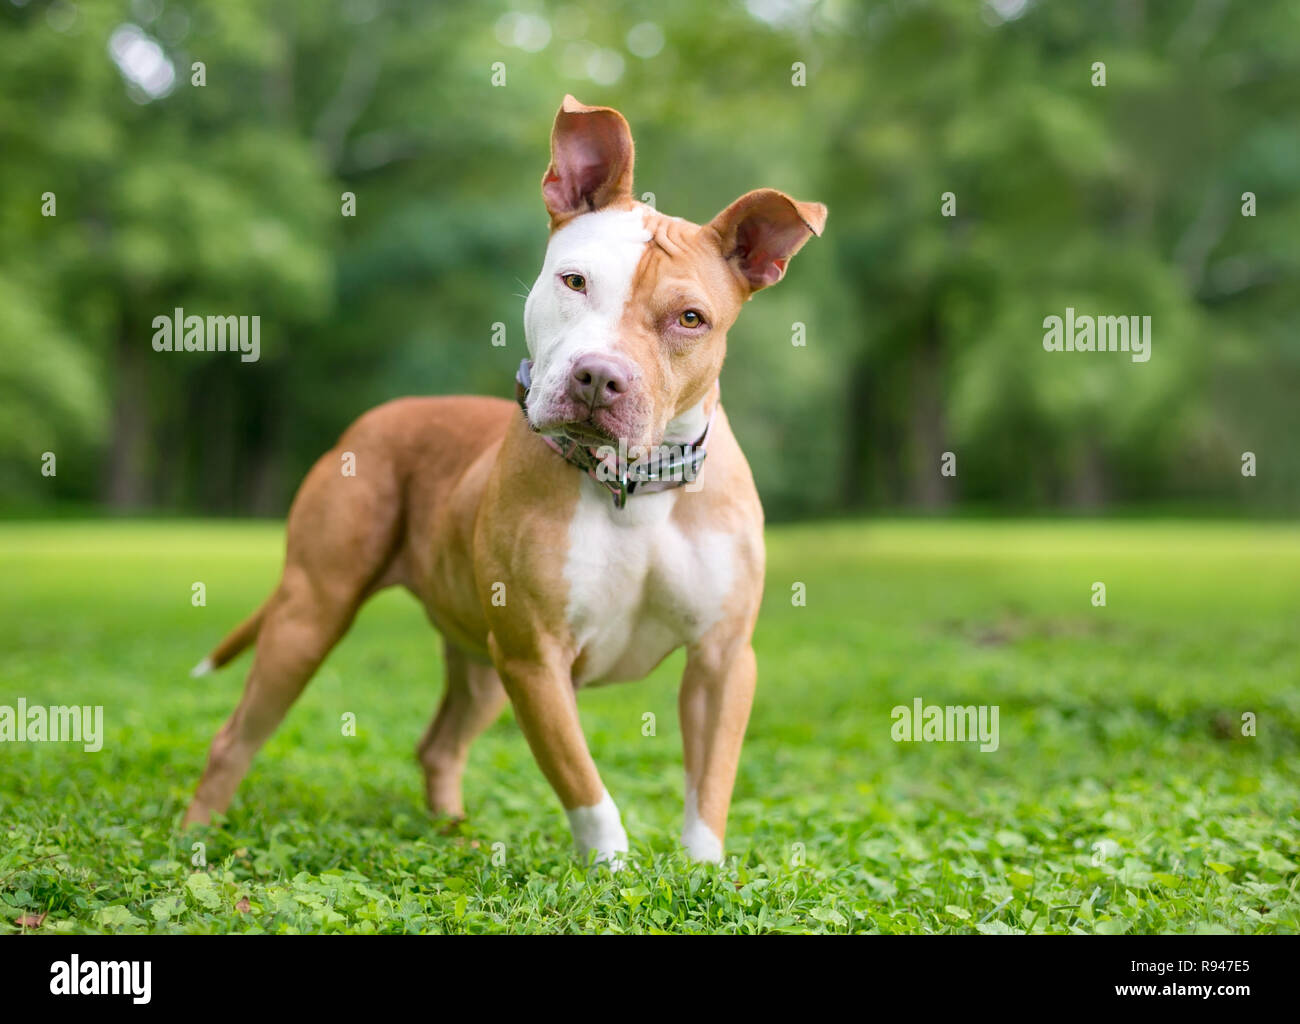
[681, 823, 723, 864]
[591, 849, 627, 872]
[566, 790, 629, 870]
[682, 788, 724, 863]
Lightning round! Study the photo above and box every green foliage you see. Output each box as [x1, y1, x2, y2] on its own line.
[1, 519, 1296, 933]
[1, 0, 1297, 515]
[0, 274, 107, 478]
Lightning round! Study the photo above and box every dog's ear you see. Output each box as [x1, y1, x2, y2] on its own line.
[542, 95, 636, 224]
[709, 189, 827, 292]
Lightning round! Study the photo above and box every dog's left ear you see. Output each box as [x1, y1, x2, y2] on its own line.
[709, 189, 828, 292]
[542, 94, 635, 225]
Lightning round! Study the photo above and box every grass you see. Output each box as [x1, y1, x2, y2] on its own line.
[1, 518, 1297, 934]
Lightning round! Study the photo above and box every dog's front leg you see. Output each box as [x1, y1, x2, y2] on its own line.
[678, 633, 758, 864]
[488, 636, 628, 867]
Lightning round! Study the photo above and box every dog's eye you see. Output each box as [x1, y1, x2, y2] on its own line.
[561, 273, 587, 292]
[678, 310, 705, 329]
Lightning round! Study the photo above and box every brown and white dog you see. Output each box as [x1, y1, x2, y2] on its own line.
[184, 95, 826, 866]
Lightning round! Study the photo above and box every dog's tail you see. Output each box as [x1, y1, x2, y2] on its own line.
[190, 599, 269, 678]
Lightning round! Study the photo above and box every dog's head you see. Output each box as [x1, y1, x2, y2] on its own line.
[522, 95, 827, 451]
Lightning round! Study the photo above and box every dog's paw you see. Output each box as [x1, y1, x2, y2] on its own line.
[587, 848, 627, 872]
[681, 820, 724, 863]
[566, 790, 629, 870]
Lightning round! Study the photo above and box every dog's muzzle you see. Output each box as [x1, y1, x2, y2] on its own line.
[514, 358, 712, 509]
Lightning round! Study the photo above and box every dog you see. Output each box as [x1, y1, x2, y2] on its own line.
[184, 95, 826, 866]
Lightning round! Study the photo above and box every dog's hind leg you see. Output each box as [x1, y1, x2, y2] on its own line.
[183, 446, 402, 827]
[182, 569, 363, 826]
[416, 640, 507, 819]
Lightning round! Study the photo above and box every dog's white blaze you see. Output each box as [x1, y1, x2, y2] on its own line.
[682, 787, 724, 863]
[564, 481, 737, 687]
[565, 787, 628, 867]
[523, 206, 652, 428]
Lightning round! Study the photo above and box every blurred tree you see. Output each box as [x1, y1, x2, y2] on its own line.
[1, 0, 1295, 518]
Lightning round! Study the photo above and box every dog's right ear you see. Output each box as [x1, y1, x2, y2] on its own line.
[708, 189, 827, 292]
[542, 95, 635, 226]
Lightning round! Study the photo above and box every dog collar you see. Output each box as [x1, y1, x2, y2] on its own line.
[514, 358, 712, 509]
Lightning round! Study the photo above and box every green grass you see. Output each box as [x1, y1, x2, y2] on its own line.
[1, 519, 1298, 934]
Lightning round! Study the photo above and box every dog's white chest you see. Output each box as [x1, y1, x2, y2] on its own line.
[563, 483, 735, 686]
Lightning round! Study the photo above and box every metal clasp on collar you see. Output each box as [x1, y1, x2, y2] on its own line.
[613, 466, 632, 509]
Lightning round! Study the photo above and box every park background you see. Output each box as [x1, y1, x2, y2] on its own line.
[2, 0, 1297, 520]
[1, 0, 1298, 934]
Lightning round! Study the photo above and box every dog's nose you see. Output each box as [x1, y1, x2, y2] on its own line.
[569, 355, 630, 409]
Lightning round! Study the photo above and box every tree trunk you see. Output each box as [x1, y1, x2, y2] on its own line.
[1067, 441, 1109, 510]
[907, 310, 950, 510]
[840, 350, 873, 510]
[104, 326, 149, 511]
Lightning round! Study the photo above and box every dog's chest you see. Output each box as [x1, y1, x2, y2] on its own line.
[563, 485, 735, 686]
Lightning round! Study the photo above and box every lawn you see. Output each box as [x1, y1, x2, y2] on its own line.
[1, 519, 1297, 934]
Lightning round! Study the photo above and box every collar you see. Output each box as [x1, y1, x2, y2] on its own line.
[514, 358, 713, 509]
